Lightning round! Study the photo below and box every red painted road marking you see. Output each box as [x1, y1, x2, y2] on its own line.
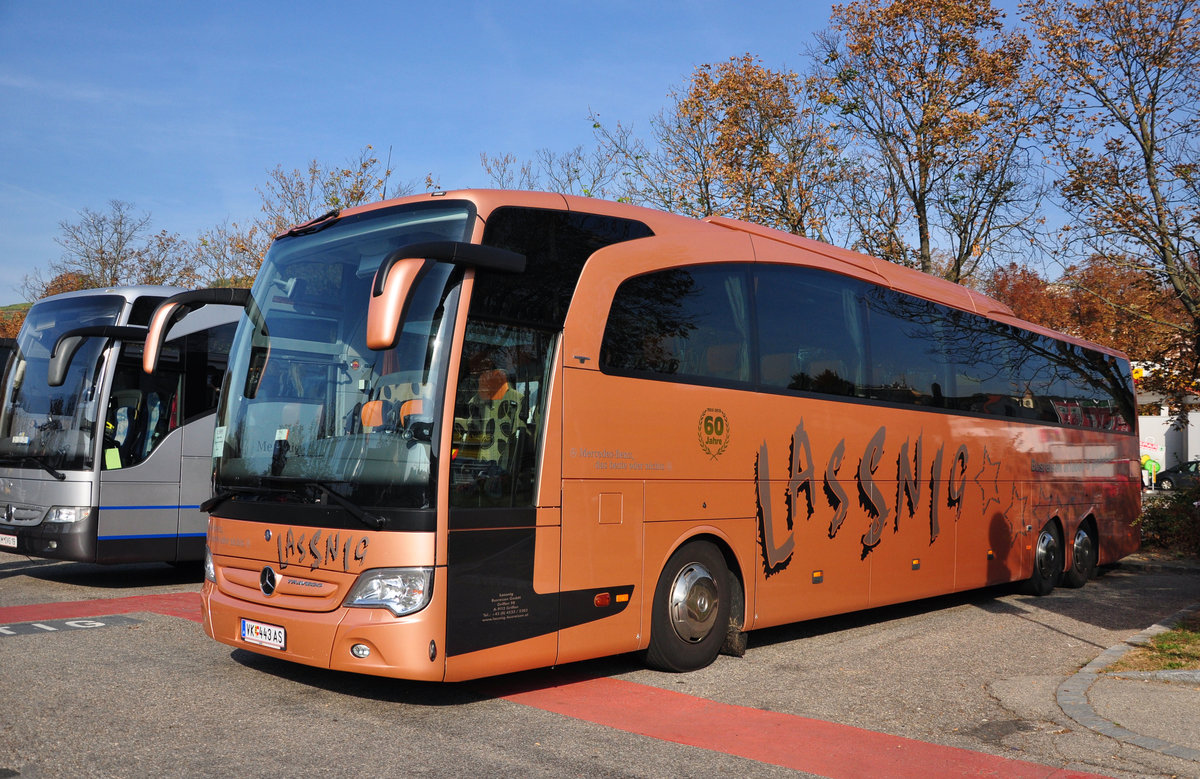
[485, 675, 1109, 778]
[2, 597, 1106, 778]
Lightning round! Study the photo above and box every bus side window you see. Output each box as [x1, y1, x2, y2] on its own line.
[601, 265, 752, 386]
[182, 322, 235, 422]
[753, 265, 867, 398]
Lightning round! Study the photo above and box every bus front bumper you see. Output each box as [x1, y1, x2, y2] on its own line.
[201, 573, 449, 682]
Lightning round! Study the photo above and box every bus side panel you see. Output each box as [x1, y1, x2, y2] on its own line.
[444, 523, 561, 682]
[949, 422, 1028, 592]
[443, 525, 560, 674]
[557, 480, 644, 665]
[863, 477, 961, 608]
[443, 634, 559, 683]
[1097, 471, 1142, 564]
[96, 428, 183, 563]
[750, 478, 873, 630]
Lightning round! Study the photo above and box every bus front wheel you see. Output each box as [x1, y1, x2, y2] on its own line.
[1024, 522, 1063, 596]
[645, 541, 730, 673]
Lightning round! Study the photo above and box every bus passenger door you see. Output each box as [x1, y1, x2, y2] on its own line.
[178, 412, 218, 560]
[558, 479, 644, 665]
[97, 423, 183, 563]
[96, 344, 186, 563]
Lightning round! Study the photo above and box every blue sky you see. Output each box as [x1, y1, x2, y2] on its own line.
[0, 1, 850, 306]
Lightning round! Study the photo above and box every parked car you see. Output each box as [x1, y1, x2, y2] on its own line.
[1154, 460, 1200, 490]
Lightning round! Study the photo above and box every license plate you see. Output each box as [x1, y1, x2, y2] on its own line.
[240, 618, 286, 650]
[0, 533, 16, 549]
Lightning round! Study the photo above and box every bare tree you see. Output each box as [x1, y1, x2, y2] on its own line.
[228, 145, 408, 276]
[480, 145, 625, 199]
[23, 200, 191, 300]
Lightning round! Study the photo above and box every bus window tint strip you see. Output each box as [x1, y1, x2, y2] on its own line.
[599, 263, 1135, 433]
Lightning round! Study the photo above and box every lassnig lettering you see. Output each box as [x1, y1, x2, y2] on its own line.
[275, 528, 369, 571]
[755, 420, 970, 575]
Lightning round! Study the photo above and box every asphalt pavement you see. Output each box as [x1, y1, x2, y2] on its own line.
[2, 551, 1199, 777]
[1056, 554, 1200, 766]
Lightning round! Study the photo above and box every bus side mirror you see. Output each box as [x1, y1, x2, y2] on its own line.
[143, 288, 250, 374]
[49, 325, 148, 387]
[143, 301, 181, 375]
[367, 257, 436, 351]
[366, 241, 525, 351]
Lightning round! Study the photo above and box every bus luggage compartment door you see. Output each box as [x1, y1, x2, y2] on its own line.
[558, 480, 644, 665]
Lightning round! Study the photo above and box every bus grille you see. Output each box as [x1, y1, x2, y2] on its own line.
[217, 558, 350, 613]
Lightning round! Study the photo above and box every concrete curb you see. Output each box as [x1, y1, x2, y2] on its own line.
[1056, 603, 1200, 762]
[1111, 556, 1200, 575]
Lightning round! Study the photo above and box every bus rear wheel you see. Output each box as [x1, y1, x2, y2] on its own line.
[645, 541, 730, 673]
[1062, 522, 1097, 588]
[1024, 522, 1063, 596]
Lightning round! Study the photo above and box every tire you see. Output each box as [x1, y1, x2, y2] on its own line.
[645, 541, 730, 673]
[1024, 522, 1063, 596]
[1159, 477, 1175, 491]
[1062, 522, 1097, 589]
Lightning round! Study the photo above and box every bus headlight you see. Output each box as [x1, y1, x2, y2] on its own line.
[204, 545, 216, 582]
[44, 506, 94, 524]
[344, 567, 433, 617]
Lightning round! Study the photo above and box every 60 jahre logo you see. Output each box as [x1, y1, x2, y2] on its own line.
[698, 408, 731, 460]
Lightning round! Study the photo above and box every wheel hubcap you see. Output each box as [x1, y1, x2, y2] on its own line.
[668, 562, 719, 643]
[1073, 528, 1093, 569]
[1036, 529, 1060, 579]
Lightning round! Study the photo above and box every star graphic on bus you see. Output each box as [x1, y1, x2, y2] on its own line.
[974, 447, 1003, 517]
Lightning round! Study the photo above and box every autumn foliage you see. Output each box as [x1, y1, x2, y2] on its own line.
[22, 0, 1200, 395]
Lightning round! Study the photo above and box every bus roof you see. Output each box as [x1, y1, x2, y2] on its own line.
[33, 284, 188, 305]
[333, 190, 1129, 361]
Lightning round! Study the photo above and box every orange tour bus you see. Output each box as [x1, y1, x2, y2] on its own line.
[143, 190, 1140, 681]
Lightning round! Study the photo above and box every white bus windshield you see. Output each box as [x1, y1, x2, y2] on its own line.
[213, 203, 472, 521]
[0, 295, 124, 472]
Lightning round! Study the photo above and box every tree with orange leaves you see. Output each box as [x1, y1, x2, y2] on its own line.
[592, 55, 848, 240]
[988, 258, 1186, 365]
[1026, 0, 1200, 395]
[0, 308, 26, 339]
[815, 0, 1043, 283]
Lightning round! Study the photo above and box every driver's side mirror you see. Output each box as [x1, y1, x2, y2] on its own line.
[143, 288, 251, 374]
[49, 325, 147, 387]
[366, 241, 525, 351]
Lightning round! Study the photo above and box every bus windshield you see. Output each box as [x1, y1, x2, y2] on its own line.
[0, 294, 124, 472]
[213, 203, 472, 522]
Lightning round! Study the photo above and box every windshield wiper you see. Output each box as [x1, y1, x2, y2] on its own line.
[200, 490, 235, 513]
[305, 481, 386, 530]
[284, 209, 340, 237]
[204, 480, 386, 530]
[0, 455, 65, 481]
[199, 485, 278, 513]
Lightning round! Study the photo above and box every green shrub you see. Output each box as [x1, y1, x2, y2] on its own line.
[1137, 486, 1200, 556]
